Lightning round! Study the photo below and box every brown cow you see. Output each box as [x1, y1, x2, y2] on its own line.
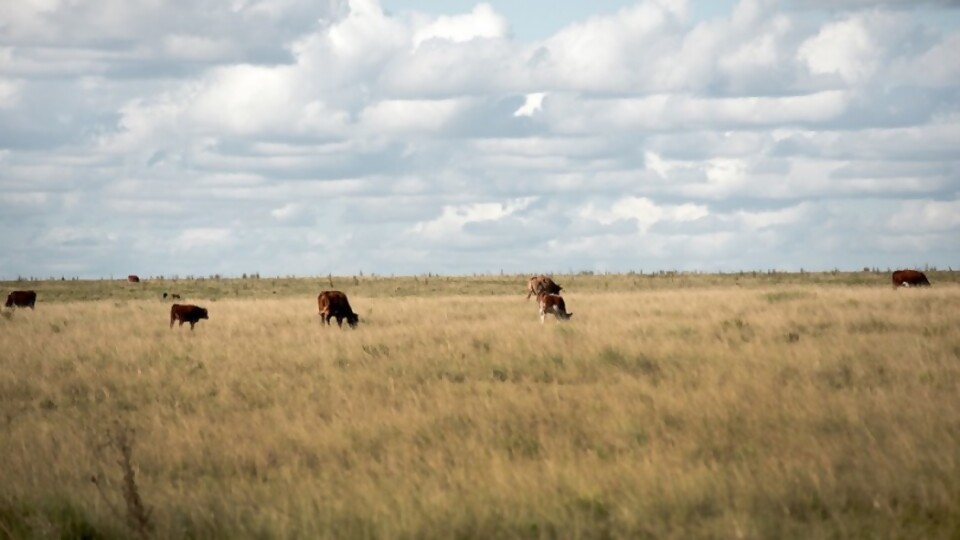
[526, 275, 563, 300]
[892, 269, 931, 288]
[170, 304, 208, 330]
[128, 275, 140, 283]
[318, 290, 359, 328]
[538, 292, 572, 323]
[5, 290, 36, 309]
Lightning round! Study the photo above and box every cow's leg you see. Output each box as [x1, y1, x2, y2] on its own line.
[189, 321, 195, 330]
[539, 305, 546, 324]
[336, 315, 344, 328]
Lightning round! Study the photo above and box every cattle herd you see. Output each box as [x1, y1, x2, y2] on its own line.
[2, 269, 937, 330]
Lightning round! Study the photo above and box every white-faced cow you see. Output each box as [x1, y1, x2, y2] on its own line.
[5, 290, 36, 309]
[892, 269, 931, 288]
[318, 290, 359, 328]
[538, 292, 573, 323]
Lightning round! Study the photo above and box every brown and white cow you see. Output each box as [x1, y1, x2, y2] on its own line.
[538, 292, 572, 323]
[318, 290, 359, 328]
[170, 304, 208, 330]
[892, 269, 931, 288]
[526, 275, 563, 300]
[5, 290, 36, 309]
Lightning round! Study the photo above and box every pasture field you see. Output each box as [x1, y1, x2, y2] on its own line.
[2, 274, 960, 539]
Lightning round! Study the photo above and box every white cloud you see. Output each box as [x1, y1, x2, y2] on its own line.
[411, 197, 536, 239]
[162, 35, 235, 62]
[174, 228, 234, 251]
[579, 197, 709, 232]
[889, 200, 960, 233]
[514, 92, 546, 117]
[0, 79, 22, 108]
[2, 0, 960, 277]
[360, 98, 467, 134]
[412, 3, 508, 49]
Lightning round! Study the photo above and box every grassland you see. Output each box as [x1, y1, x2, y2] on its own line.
[2, 273, 960, 539]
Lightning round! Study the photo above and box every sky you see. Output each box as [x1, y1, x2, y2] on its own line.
[1, 0, 959, 279]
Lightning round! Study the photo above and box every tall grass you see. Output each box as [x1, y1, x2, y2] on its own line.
[1, 281, 959, 538]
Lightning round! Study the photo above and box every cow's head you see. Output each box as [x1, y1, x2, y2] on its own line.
[199, 308, 209, 320]
[346, 313, 359, 328]
[4, 295, 12, 308]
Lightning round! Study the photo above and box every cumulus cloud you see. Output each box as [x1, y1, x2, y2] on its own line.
[1, 0, 959, 278]
[410, 197, 537, 239]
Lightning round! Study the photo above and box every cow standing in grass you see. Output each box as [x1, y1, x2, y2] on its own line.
[5, 290, 36, 309]
[318, 290, 359, 328]
[538, 292, 572, 323]
[170, 304, 208, 330]
[526, 275, 563, 300]
[892, 269, 931, 288]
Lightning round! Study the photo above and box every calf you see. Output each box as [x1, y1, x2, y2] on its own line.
[170, 304, 208, 330]
[318, 290, 359, 328]
[538, 292, 572, 323]
[5, 290, 36, 309]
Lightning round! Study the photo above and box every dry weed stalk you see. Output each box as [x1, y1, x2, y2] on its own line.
[91, 423, 152, 540]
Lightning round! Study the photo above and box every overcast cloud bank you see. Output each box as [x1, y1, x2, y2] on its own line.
[1, 0, 958, 278]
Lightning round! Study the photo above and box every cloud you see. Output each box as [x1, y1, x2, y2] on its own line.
[1, 0, 959, 277]
[412, 3, 509, 48]
[174, 228, 235, 251]
[514, 92, 546, 117]
[410, 197, 536, 239]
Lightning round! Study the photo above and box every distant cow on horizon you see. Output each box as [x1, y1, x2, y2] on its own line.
[538, 292, 572, 323]
[526, 275, 563, 300]
[128, 275, 141, 283]
[318, 290, 359, 328]
[170, 304, 208, 330]
[5, 290, 36, 309]
[892, 269, 931, 288]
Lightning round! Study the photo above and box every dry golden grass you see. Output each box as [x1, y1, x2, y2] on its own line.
[2, 282, 960, 539]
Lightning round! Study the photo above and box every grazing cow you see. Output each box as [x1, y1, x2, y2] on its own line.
[5, 290, 37, 309]
[526, 275, 563, 300]
[318, 290, 359, 328]
[892, 269, 931, 288]
[170, 304, 208, 330]
[128, 275, 140, 283]
[538, 292, 572, 323]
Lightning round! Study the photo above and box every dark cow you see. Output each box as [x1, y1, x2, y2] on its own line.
[526, 275, 563, 300]
[892, 269, 931, 288]
[128, 275, 141, 283]
[170, 304, 208, 330]
[163, 292, 181, 300]
[5, 290, 37, 309]
[318, 290, 359, 328]
[538, 292, 572, 323]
